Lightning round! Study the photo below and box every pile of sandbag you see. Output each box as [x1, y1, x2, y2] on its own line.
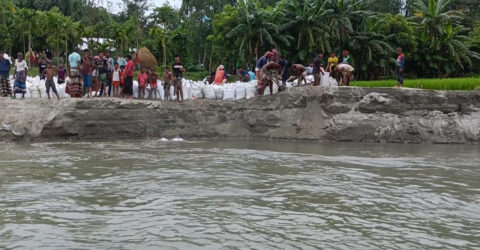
[10, 75, 71, 99]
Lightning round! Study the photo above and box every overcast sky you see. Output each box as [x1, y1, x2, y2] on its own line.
[101, 0, 182, 13]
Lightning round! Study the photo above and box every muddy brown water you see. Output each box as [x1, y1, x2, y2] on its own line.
[0, 140, 479, 249]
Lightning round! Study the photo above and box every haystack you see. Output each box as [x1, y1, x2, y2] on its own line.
[135, 47, 158, 70]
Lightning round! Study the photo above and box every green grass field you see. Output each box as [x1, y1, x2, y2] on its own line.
[352, 78, 480, 91]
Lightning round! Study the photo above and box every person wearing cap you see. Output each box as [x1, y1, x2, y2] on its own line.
[12, 53, 28, 99]
[214, 65, 227, 84]
[0, 51, 12, 97]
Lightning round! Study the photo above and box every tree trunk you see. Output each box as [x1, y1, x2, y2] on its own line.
[162, 33, 166, 67]
[65, 37, 68, 66]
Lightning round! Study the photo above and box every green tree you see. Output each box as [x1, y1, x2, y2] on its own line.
[226, 1, 288, 61]
[279, 0, 332, 61]
[149, 5, 179, 66]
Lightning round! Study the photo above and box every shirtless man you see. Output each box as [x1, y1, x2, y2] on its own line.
[287, 64, 308, 86]
[42, 63, 61, 99]
[260, 62, 281, 95]
[163, 66, 174, 101]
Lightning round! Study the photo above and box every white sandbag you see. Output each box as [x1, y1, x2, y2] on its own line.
[133, 81, 139, 99]
[169, 85, 176, 100]
[321, 72, 330, 86]
[213, 84, 223, 100]
[191, 82, 204, 100]
[223, 83, 235, 101]
[234, 82, 246, 100]
[182, 81, 191, 100]
[157, 81, 165, 101]
[328, 77, 338, 86]
[203, 84, 216, 100]
[245, 82, 256, 99]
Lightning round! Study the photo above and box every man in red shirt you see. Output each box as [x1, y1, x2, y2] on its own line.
[123, 55, 135, 99]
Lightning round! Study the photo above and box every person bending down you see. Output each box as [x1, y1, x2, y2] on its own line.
[332, 63, 355, 86]
[287, 64, 307, 86]
[259, 62, 281, 95]
[42, 63, 61, 99]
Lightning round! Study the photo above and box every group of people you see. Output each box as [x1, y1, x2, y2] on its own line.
[210, 47, 405, 95]
[0, 48, 188, 102]
[252, 49, 356, 95]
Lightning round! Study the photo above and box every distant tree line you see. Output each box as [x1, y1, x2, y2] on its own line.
[0, 0, 479, 79]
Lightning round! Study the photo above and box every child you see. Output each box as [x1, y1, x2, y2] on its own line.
[137, 68, 148, 99]
[149, 69, 159, 100]
[42, 63, 60, 99]
[12, 53, 28, 99]
[57, 63, 67, 84]
[163, 66, 173, 101]
[326, 52, 338, 72]
[111, 62, 120, 97]
[172, 55, 184, 103]
[91, 68, 100, 97]
[119, 65, 125, 98]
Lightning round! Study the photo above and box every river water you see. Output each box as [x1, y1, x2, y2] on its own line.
[0, 140, 478, 249]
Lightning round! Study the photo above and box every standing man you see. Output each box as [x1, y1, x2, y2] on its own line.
[96, 52, 109, 97]
[117, 53, 127, 68]
[395, 47, 405, 88]
[172, 54, 185, 103]
[278, 56, 290, 90]
[105, 51, 115, 96]
[313, 53, 325, 86]
[12, 53, 28, 99]
[68, 48, 82, 98]
[81, 49, 93, 98]
[342, 50, 351, 65]
[123, 55, 134, 99]
[0, 51, 12, 97]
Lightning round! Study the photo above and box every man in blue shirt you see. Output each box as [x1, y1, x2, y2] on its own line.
[68, 48, 83, 97]
[237, 67, 250, 82]
[0, 51, 12, 97]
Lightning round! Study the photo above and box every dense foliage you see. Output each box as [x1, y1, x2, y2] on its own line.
[1, 0, 479, 79]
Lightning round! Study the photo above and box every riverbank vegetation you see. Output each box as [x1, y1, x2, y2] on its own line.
[0, 0, 479, 80]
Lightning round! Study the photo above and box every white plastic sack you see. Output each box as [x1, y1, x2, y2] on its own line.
[169, 85, 176, 100]
[191, 82, 204, 100]
[183, 81, 191, 100]
[234, 82, 246, 100]
[203, 84, 216, 100]
[245, 82, 256, 99]
[213, 85, 223, 100]
[223, 84, 235, 101]
[158, 81, 165, 101]
[321, 72, 330, 86]
[133, 81, 139, 99]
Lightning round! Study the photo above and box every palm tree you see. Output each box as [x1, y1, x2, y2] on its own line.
[279, 0, 332, 61]
[0, 0, 15, 26]
[150, 6, 179, 66]
[226, 0, 289, 60]
[411, 0, 479, 76]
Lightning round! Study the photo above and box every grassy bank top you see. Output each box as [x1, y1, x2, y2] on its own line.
[11, 68, 480, 91]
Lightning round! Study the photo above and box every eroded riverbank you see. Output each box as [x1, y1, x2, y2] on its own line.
[1, 87, 479, 144]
